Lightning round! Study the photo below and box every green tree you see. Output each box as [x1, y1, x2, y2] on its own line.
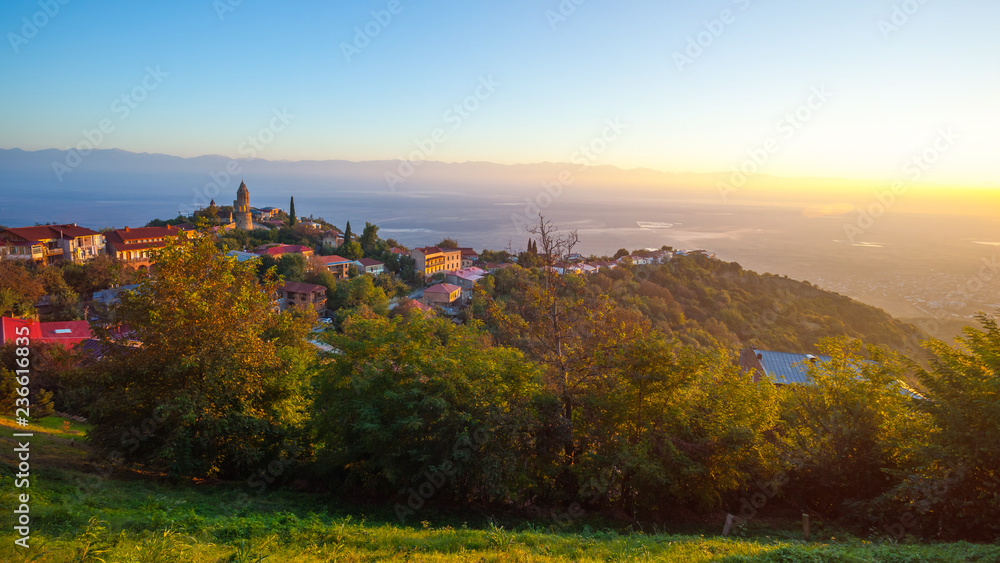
[85, 234, 315, 478]
[343, 221, 352, 244]
[311, 313, 541, 507]
[289, 196, 297, 226]
[328, 274, 387, 314]
[436, 238, 459, 249]
[892, 313, 1000, 539]
[339, 240, 363, 261]
[358, 222, 384, 256]
[777, 338, 929, 516]
[614, 248, 629, 259]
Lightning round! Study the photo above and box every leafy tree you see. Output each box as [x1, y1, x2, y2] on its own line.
[479, 249, 512, 264]
[312, 313, 541, 506]
[0, 261, 44, 317]
[888, 313, 1000, 539]
[358, 222, 384, 256]
[614, 248, 629, 259]
[339, 240, 363, 261]
[328, 274, 387, 314]
[32, 389, 55, 420]
[85, 234, 315, 478]
[275, 253, 308, 282]
[436, 238, 459, 249]
[289, 197, 297, 226]
[777, 339, 929, 516]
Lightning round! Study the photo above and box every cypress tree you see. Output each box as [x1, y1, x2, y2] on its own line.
[289, 197, 297, 226]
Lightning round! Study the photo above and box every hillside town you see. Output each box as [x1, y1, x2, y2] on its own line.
[0, 181, 712, 322]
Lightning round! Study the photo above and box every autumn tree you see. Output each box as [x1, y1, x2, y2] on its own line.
[85, 234, 316, 478]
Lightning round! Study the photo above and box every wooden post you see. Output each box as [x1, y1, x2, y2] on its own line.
[802, 513, 810, 541]
[722, 513, 734, 537]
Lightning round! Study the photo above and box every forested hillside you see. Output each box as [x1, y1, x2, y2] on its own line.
[479, 253, 926, 358]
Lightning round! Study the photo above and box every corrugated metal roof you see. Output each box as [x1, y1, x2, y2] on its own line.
[754, 349, 831, 385]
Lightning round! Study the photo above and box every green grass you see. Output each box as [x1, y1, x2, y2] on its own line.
[1, 421, 998, 561]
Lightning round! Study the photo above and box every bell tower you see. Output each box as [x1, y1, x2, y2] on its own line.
[234, 181, 252, 230]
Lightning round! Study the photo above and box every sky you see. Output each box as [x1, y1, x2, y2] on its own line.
[1, 0, 998, 186]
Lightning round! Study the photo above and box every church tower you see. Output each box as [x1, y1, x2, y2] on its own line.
[234, 181, 252, 230]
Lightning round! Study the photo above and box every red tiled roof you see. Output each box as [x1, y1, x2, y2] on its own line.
[2, 224, 100, 242]
[280, 281, 325, 294]
[105, 226, 183, 253]
[424, 283, 461, 294]
[357, 258, 384, 267]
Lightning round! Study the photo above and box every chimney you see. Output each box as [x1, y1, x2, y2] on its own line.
[756, 353, 763, 361]
[806, 354, 818, 363]
[125, 226, 129, 232]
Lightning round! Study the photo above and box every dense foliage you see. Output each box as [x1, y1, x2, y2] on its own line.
[83, 235, 316, 478]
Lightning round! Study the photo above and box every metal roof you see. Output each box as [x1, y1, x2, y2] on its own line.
[754, 349, 831, 385]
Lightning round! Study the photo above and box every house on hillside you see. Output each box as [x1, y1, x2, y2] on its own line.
[322, 229, 344, 249]
[411, 247, 461, 277]
[423, 283, 462, 306]
[315, 255, 353, 279]
[105, 225, 186, 268]
[1, 224, 105, 264]
[277, 281, 327, 314]
[444, 267, 486, 290]
[457, 248, 479, 268]
[355, 258, 385, 275]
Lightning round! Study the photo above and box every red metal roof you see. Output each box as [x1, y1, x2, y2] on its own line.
[0, 317, 92, 349]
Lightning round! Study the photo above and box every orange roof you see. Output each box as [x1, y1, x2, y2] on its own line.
[424, 283, 461, 294]
[317, 254, 352, 265]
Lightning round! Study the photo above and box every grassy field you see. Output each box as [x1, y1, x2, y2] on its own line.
[2, 415, 998, 562]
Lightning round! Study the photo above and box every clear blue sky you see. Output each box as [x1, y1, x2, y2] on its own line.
[2, 0, 997, 184]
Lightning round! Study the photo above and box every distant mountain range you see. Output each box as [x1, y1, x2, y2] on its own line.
[1, 147, 993, 230]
